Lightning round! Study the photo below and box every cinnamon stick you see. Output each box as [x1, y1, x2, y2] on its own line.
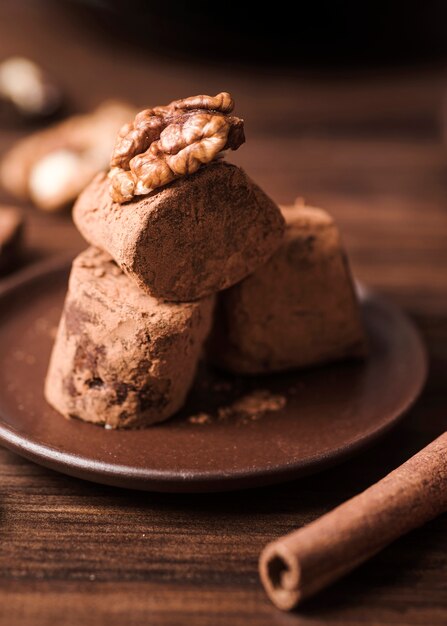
[259, 432, 447, 611]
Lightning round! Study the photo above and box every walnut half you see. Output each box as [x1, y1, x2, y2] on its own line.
[109, 92, 245, 203]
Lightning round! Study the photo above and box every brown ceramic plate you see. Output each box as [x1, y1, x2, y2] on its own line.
[0, 259, 427, 492]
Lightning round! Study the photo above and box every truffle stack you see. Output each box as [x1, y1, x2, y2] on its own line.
[45, 93, 286, 428]
[45, 91, 365, 429]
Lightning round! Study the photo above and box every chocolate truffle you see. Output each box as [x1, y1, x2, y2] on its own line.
[0, 205, 23, 274]
[45, 247, 215, 428]
[73, 161, 285, 302]
[208, 205, 366, 374]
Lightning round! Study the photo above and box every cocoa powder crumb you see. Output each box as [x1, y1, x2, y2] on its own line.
[187, 390, 287, 426]
[188, 412, 212, 425]
[13, 349, 36, 365]
[218, 390, 286, 421]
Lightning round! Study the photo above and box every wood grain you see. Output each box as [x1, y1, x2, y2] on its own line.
[0, 2, 446, 625]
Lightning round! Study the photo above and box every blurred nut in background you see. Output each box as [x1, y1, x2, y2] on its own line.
[0, 57, 63, 124]
[0, 205, 24, 274]
[0, 100, 135, 211]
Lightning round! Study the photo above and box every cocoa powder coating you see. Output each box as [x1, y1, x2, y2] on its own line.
[73, 161, 285, 302]
[45, 248, 215, 428]
[208, 205, 366, 374]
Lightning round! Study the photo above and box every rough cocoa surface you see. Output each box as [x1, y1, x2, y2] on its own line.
[45, 247, 215, 428]
[73, 161, 285, 302]
[208, 205, 366, 374]
[0, 205, 23, 274]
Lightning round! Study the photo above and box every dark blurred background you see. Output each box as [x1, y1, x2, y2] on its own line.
[63, 0, 447, 67]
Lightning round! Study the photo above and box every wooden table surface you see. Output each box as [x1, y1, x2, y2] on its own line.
[0, 3, 446, 625]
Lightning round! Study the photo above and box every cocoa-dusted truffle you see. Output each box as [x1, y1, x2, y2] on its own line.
[0, 205, 23, 274]
[45, 247, 215, 428]
[208, 205, 366, 374]
[73, 161, 285, 302]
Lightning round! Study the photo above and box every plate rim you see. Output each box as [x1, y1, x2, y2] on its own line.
[0, 257, 428, 492]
